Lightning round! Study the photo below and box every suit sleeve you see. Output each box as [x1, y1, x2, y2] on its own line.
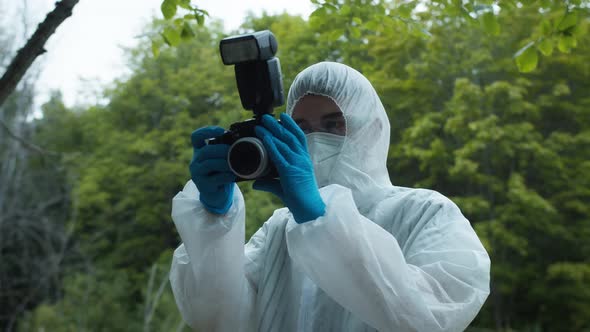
[285, 184, 490, 332]
[169, 180, 267, 331]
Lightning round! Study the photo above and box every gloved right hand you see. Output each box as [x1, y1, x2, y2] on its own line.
[189, 126, 236, 214]
[253, 114, 326, 223]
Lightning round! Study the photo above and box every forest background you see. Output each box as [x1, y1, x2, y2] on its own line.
[1, 0, 589, 331]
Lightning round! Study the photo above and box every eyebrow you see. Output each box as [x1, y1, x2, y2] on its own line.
[293, 111, 343, 124]
[320, 112, 344, 120]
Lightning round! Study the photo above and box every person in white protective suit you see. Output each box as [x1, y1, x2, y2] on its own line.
[169, 62, 491, 331]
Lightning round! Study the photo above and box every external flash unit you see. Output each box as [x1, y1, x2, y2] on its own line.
[220, 30, 278, 65]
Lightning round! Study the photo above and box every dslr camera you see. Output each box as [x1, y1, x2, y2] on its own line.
[208, 30, 284, 181]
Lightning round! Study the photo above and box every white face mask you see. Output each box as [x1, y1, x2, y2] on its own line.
[306, 132, 345, 187]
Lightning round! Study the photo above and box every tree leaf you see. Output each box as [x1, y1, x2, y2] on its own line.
[557, 35, 576, 53]
[515, 42, 538, 72]
[327, 29, 343, 41]
[195, 8, 209, 17]
[397, 3, 414, 18]
[196, 14, 205, 26]
[161, 26, 181, 46]
[352, 17, 362, 25]
[160, 0, 177, 20]
[181, 22, 195, 39]
[541, 19, 552, 35]
[349, 26, 361, 39]
[365, 18, 380, 31]
[481, 12, 500, 35]
[177, 0, 192, 10]
[536, 38, 553, 56]
[340, 4, 351, 16]
[557, 11, 578, 32]
[310, 7, 327, 19]
[323, 3, 338, 12]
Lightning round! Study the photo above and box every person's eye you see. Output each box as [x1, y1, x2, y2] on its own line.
[297, 123, 312, 134]
[324, 120, 345, 134]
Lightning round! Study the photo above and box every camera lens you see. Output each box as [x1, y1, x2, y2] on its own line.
[228, 137, 269, 179]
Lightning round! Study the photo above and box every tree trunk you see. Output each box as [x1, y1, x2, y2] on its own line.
[0, 0, 80, 109]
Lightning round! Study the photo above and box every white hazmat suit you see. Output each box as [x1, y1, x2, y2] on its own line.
[170, 62, 491, 331]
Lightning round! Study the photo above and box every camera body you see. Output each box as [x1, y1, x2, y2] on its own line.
[208, 30, 284, 182]
[210, 119, 279, 180]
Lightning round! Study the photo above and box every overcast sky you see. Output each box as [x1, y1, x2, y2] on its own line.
[2, 0, 313, 109]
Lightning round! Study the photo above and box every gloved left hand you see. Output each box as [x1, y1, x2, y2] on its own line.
[253, 113, 326, 224]
[189, 126, 236, 215]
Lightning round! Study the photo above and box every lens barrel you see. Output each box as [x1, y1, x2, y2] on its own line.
[227, 137, 269, 179]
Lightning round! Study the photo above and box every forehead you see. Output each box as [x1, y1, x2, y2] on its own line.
[291, 94, 342, 120]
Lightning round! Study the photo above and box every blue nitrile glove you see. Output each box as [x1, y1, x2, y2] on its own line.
[189, 126, 236, 214]
[253, 113, 326, 223]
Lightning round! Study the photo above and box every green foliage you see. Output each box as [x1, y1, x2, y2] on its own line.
[69, 26, 241, 272]
[18, 257, 189, 332]
[310, 0, 589, 72]
[153, 0, 209, 56]
[18, 271, 142, 332]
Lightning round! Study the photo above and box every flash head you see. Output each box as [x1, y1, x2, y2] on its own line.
[220, 30, 278, 65]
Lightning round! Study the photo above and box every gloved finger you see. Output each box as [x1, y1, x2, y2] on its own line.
[197, 171, 236, 187]
[256, 124, 297, 161]
[256, 126, 292, 165]
[252, 178, 284, 198]
[191, 126, 226, 149]
[254, 124, 270, 140]
[191, 158, 231, 175]
[195, 144, 230, 162]
[280, 113, 307, 151]
[270, 135, 299, 165]
[195, 181, 226, 194]
[261, 114, 300, 153]
[260, 133, 289, 170]
[254, 125, 277, 150]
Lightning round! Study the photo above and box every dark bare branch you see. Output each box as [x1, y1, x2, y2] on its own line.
[0, 0, 80, 108]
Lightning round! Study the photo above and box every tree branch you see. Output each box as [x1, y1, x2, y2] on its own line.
[0, 118, 57, 155]
[0, 0, 80, 108]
